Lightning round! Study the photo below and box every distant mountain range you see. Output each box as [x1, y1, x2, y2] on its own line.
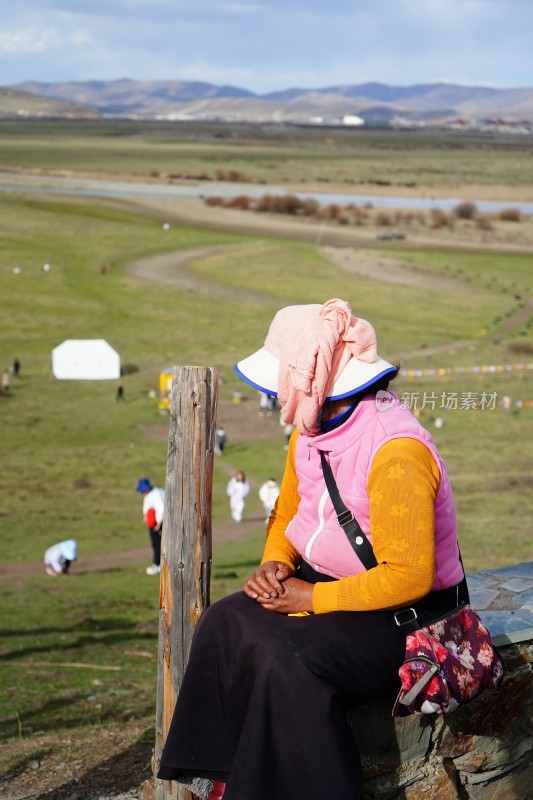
[3, 79, 533, 123]
[0, 86, 99, 119]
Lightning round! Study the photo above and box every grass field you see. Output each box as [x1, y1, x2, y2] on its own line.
[0, 124, 532, 796]
[2, 120, 533, 193]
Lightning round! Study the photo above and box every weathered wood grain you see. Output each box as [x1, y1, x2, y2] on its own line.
[149, 366, 218, 800]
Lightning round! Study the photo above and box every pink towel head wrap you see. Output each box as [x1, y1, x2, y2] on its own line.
[264, 299, 377, 435]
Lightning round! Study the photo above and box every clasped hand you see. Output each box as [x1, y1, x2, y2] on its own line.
[243, 561, 314, 614]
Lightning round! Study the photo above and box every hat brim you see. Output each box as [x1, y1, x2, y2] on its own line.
[235, 347, 397, 401]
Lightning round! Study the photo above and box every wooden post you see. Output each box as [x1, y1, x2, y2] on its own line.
[147, 366, 218, 800]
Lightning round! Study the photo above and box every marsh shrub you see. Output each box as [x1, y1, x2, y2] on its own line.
[225, 195, 250, 210]
[301, 198, 320, 216]
[205, 196, 224, 206]
[394, 210, 406, 224]
[270, 196, 291, 214]
[392, 210, 419, 226]
[375, 211, 393, 226]
[228, 170, 248, 182]
[253, 194, 304, 214]
[316, 204, 341, 221]
[499, 207, 522, 222]
[326, 204, 341, 220]
[476, 215, 493, 231]
[430, 209, 454, 229]
[454, 201, 478, 220]
[280, 195, 304, 215]
[346, 204, 368, 225]
[255, 194, 274, 212]
[215, 169, 249, 182]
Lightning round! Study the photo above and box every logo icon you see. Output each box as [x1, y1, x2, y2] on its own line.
[376, 390, 395, 412]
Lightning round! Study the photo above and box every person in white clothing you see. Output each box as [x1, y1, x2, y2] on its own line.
[226, 471, 250, 522]
[258, 391, 270, 416]
[258, 478, 280, 522]
[44, 539, 78, 576]
[136, 477, 165, 575]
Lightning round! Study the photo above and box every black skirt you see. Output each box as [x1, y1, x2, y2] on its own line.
[157, 590, 410, 800]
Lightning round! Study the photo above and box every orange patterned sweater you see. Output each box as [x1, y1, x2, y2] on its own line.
[262, 432, 440, 614]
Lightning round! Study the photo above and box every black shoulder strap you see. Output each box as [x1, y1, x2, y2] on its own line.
[319, 450, 378, 571]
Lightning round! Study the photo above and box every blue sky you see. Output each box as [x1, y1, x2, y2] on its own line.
[1, 0, 532, 92]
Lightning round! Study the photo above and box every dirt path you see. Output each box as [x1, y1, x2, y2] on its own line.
[125, 232, 469, 297]
[124, 235, 532, 363]
[126, 229, 532, 364]
[125, 242, 276, 305]
[322, 245, 469, 291]
[0, 516, 264, 581]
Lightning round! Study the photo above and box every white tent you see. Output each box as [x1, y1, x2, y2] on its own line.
[52, 339, 121, 380]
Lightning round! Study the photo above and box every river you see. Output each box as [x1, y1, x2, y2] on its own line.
[1, 172, 533, 214]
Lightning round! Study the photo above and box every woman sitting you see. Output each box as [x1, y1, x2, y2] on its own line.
[158, 298, 465, 800]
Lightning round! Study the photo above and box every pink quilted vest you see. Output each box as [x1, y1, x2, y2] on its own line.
[286, 393, 463, 590]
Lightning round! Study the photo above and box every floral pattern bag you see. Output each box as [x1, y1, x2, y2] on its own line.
[392, 604, 504, 717]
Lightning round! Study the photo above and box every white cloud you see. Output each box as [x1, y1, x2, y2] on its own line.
[69, 29, 94, 46]
[0, 27, 62, 55]
[1, 0, 532, 90]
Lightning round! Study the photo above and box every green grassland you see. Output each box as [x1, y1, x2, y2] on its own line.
[2, 120, 533, 191]
[0, 130, 532, 786]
